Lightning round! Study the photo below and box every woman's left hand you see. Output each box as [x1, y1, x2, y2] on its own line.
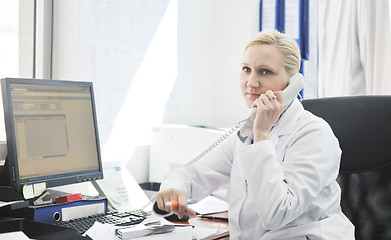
[251, 90, 284, 142]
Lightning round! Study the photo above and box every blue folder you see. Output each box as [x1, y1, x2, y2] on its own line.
[20, 197, 107, 224]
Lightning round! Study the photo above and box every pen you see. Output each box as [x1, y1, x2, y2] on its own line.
[199, 215, 229, 222]
[164, 199, 194, 207]
[165, 224, 195, 228]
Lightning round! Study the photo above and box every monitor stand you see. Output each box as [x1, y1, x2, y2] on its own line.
[0, 156, 10, 188]
[0, 186, 24, 202]
[0, 157, 23, 202]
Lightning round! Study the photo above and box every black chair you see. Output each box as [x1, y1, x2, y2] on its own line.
[302, 96, 391, 240]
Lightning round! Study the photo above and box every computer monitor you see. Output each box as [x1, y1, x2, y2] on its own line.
[1, 78, 103, 194]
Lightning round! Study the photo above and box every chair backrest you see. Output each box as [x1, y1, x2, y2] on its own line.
[302, 96, 391, 240]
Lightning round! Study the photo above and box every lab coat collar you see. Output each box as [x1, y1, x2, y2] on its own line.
[274, 98, 304, 136]
[237, 98, 304, 144]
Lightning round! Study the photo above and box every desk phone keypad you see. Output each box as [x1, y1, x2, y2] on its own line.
[115, 186, 130, 203]
[55, 209, 150, 235]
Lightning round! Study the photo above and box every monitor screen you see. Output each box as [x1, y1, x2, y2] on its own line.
[1, 78, 103, 193]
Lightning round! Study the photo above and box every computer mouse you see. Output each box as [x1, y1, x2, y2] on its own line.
[164, 213, 189, 222]
[152, 201, 189, 222]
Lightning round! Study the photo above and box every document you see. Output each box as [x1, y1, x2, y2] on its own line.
[83, 222, 117, 240]
[188, 195, 229, 215]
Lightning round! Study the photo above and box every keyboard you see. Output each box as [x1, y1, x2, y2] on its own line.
[55, 209, 150, 235]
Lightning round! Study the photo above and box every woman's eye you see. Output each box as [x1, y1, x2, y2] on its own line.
[259, 69, 272, 75]
[242, 66, 251, 72]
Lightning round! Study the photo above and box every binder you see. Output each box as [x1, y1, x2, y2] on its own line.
[301, 0, 309, 59]
[299, 59, 305, 98]
[260, 0, 279, 31]
[281, 0, 309, 59]
[301, 0, 318, 99]
[13, 196, 107, 224]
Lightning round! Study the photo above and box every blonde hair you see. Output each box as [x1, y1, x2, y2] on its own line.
[244, 30, 301, 76]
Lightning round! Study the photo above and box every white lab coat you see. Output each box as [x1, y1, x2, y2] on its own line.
[318, 0, 391, 96]
[160, 99, 355, 240]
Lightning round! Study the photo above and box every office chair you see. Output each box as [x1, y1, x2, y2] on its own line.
[302, 96, 391, 240]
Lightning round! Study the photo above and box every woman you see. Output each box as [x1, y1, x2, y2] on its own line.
[156, 30, 355, 239]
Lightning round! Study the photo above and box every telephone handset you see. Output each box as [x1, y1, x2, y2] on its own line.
[240, 73, 305, 137]
[248, 73, 304, 120]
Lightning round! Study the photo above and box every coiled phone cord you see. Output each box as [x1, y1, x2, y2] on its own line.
[143, 117, 250, 210]
[184, 119, 249, 167]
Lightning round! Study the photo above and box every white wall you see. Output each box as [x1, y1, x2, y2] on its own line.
[164, 0, 259, 126]
[50, 0, 260, 182]
[212, 0, 260, 125]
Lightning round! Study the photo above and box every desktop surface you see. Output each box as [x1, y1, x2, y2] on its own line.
[0, 211, 229, 239]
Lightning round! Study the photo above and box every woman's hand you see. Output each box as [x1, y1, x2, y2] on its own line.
[250, 90, 284, 142]
[156, 188, 196, 219]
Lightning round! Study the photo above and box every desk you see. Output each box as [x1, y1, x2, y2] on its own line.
[190, 211, 228, 228]
[176, 212, 229, 240]
[0, 212, 230, 239]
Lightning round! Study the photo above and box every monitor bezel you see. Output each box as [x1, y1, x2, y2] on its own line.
[1, 78, 103, 194]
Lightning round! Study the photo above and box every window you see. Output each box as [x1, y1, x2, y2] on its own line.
[0, 0, 19, 141]
[0, 0, 19, 79]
